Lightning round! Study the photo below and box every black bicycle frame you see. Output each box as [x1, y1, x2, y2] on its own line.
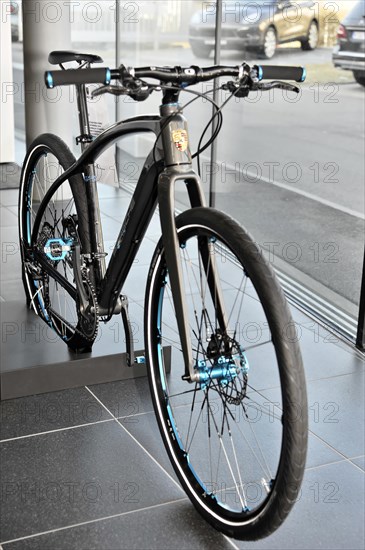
[32, 106, 228, 380]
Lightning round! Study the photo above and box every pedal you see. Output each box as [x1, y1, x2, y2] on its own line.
[120, 295, 135, 367]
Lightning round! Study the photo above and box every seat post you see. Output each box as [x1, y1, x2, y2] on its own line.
[75, 83, 107, 285]
[76, 84, 93, 149]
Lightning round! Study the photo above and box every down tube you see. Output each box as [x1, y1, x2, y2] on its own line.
[98, 152, 164, 313]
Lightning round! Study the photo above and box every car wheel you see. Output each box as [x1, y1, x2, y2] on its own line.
[190, 43, 212, 58]
[301, 20, 318, 51]
[258, 27, 277, 59]
[353, 71, 365, 87]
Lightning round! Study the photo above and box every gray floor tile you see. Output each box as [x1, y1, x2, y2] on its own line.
[121, 264, 150, 302]
[132, 238, 157, 267]
[100, 197, 134, 221]
[0, 280, 23, 301]
[119, 410, 176, 480]
[98, 184, 126, 200]
[0, 249, 21, 282]
[307, 371, 365, 459]
[0, 421, 183, 542]
[0, 207, 18, 228]
[99, 217, 122, 242]
[349, 456, 365, 471]
[0, 387, 112, 440]
[88, 377, 154, 419]
[0, 225, 19, 245]
[1, 499, 235, 550]
[234, 460, 365, 550]
[0, 190, 19, 207]
[295, 325, 364, 381]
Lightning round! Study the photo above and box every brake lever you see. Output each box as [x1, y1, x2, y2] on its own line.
[222, 79, 300, 98]
[91, 85, 129, 97]
[255, 81, 300, 93]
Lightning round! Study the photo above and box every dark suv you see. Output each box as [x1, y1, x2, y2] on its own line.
[332, 1, 365, 87]
[189, 0, 319, 58]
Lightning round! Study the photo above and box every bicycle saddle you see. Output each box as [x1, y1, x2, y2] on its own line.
[48, 51, 103, 65]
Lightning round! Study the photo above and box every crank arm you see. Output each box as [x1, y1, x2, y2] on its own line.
[120, 295, 135, 366]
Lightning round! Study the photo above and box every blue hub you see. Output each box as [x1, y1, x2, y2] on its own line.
[196, 348, 249, 389]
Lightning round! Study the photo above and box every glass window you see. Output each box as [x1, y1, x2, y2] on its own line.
[209, 0, 364, 339]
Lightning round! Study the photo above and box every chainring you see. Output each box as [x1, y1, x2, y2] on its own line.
[77, 273, 99, 341]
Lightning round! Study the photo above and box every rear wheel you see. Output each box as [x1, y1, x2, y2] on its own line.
[301, 20, 319, 51]
[190, 42, 212, 58]
[353, 71, 365, 87]
[145, 207, 307, 540]
[18, 134, 98, 352]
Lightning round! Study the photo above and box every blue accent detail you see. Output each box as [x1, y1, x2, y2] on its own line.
[135, 356, 145, 364]
[167, 404, 184, 449]
[257, 65, 263, 81]
[44, 238, 73, 261]
[157, 285, 166, 391]
[46, 72, 54, 89]
[300, 67, 306, 83]
[83, 174, 97, 182]
[105, 68, 111, 85]
[26, 186, 32, 243]
[196, 348, 249, 390]
[160, 103, 180, 108]
[34, 281, 49, 321]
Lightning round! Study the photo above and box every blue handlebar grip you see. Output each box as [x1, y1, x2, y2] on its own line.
[44, 68, 112, 88]
[254, 65, 306, 83]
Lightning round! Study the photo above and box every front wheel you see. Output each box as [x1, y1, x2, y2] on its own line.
[258, 27, 277, 59]
[145, 207, 307, 540]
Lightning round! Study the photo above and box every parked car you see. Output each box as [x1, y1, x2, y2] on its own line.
[332, 1, 365, 87]
[188, 0, 319, 59]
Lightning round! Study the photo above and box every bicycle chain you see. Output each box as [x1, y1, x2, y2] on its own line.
[43, 273, 99, 344]
[76, 268, 99, 342]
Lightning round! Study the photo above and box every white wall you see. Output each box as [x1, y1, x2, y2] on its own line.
[0, 7, 15, 163]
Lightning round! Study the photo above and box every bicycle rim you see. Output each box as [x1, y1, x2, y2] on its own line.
[145, 209, 307, 537]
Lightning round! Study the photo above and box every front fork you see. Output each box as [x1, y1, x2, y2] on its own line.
[158, 104, 229, 382]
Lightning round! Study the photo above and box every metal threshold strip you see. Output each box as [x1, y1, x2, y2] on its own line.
[276, 270, 358, 345]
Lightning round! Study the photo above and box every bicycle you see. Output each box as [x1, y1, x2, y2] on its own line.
[18, 51, 308, 540]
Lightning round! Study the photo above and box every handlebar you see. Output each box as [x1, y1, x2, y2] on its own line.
[45, 63, 306, 89]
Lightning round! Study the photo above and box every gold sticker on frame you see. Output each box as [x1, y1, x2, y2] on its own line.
[172, 129, 188, 152]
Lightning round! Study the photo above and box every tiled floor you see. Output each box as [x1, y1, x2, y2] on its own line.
[0, 184, 364, 549]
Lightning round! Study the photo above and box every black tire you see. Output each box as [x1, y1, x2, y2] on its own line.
[145, 207, 307, 540]
[301, 20, 319, 51]
[190, 42, 212, 58]
[353, 71, 365, 87]
[258, 26, 277, 59]
[18, 133, 97, 352]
